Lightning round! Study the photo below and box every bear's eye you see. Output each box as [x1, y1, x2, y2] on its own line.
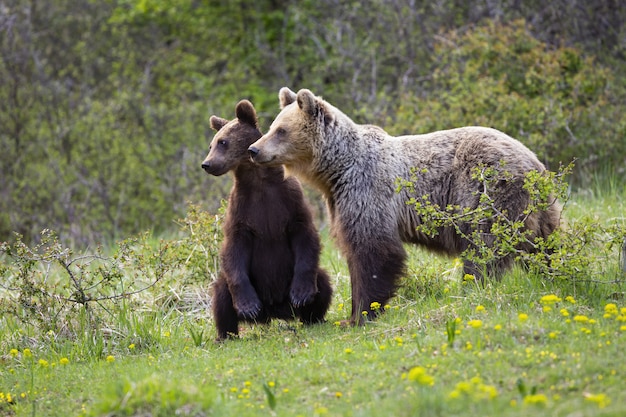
[218, 140, 227, 147]
[276, 127, 286, 136]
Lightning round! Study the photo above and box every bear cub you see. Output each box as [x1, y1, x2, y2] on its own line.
[202, 99, 332, 340]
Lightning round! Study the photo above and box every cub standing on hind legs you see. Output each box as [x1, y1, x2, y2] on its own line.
[248, 87, 561, 325]
[201, 99, 332, 341]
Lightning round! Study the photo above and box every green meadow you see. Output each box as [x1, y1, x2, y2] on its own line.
[1, 181, 625, 417]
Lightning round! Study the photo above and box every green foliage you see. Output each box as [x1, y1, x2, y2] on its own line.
[0, 229, 181, 341]
[392, 20, 626, 179]
[399, 161, 626, 283]
[171, 201, 225, 285]
[1, 2, 624, 246]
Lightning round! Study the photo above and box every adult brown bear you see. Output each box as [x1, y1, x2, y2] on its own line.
[249, 88, 561, 325]
[202, 99, 332, 340]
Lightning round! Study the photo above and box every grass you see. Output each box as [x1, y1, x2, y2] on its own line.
[1, 183, 625, 417]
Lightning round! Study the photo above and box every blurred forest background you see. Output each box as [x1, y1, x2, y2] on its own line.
[1, 0, 625, 247]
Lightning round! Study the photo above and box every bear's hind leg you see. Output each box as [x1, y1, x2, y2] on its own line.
[212, 275, 239, 341]
[298, 268, 333, 324]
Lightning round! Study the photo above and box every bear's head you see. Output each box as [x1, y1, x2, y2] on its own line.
[248, 88, 336, 173]
[201, 100, 262, 176]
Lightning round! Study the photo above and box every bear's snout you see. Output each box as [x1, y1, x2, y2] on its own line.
[201, 162, 211, 172]
[248, 146, 259, 160]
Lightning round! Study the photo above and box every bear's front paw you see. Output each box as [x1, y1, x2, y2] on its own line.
[289, 282, 317, 307]
[234, 292, 262, 319]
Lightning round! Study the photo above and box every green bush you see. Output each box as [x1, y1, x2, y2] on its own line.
[392, 20, 626, 183]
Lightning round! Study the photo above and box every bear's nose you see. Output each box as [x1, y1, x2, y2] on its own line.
[201, 162, 210, 171]
[248, 146, 259, 159]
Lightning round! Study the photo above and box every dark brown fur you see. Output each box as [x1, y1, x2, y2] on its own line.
[201, 100, 332, 340]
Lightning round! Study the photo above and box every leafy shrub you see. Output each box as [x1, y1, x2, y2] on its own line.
[397, 162, 626, 283]
[392, 20, 626, 182]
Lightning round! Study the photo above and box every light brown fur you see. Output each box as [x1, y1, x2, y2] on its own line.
[249, 88, 561, 324]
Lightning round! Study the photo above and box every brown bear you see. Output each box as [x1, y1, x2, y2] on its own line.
[201, 99, 332, 340]
[248, 88, 561, 325]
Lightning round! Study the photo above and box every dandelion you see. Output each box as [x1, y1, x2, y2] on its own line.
[407, 366, 435, 386]
[584, 393, 610, 408]
[128, 343, 135, 350]
[565, 296, 576, 304]
[105, 355, 115, 363]
[333, 321, 341, 326]
[370, 302, 381, 311]
[230, 387, 238, 393]
[518, 313, 529, 323]
[620, 325, 626, 332]
[23, 349, 32, 358]
[344, 348, 353, 354]
[475, 305, 486, 313]
[542, 306, 552, 312]
[268, 381, 275, 388]
[523, 393, 548, 406]
[337, 303, 344, 311]
[394, 337, 404, 346]
[38, 359, 49, 368]
[9, 349, 18, 357]
[244, 381, 252, 387]
[163, 331, 171, 338]
[548, 332, 558, 339]
[384, 304, 391, 310]
[463, 274, 476, 282]
[494, 324, 502, 331]
[540, 294, 562, 305]
[335, 391, 343, 398]
[59, 357, 69, 365]
[560, 309, 570, 317]
[467, 319, 483, 329]
[573, 315, 589, 324]
[604, 303, 618, 316]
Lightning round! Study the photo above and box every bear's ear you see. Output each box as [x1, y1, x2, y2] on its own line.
[210, 115, 229, 132]
[279, 87, 297, 109]
[297, 89, 327, 120]
[235, 100, 258, 127]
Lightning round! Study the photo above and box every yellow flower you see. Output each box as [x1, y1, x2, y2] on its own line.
[244, 381, 251, 387]
[105, 355, 115, 363]
[9, 349, 18, 357]
[268, 381, 275, 388]
[344, 348, 353, 354]
[548, 332, 558, 339]
[467, 319, 483, 329]
[584, 393, 610, 408]
[560, 309, 570, 317]
[475, 305, 486, 313]
[540, 294, 562, 305]
[23, 349, 32, 358]
[573, 315, 589, 324]
[335, 391, 343, 398]
[407, 366, 435, 386]
[565, 296, 576, 303]
[494, 324, 502, 331]
[604, 303, 618, 316]
[523, 393, 548, 405]
[463, 274, 476, 282]
[518, 313, 529, 322]
[59, 357, 69, 365]
[542, 306, 552, 312]
[38, 359, 49, 367]
[128, 343, 135, 350]
[370, 302, 381, 311]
